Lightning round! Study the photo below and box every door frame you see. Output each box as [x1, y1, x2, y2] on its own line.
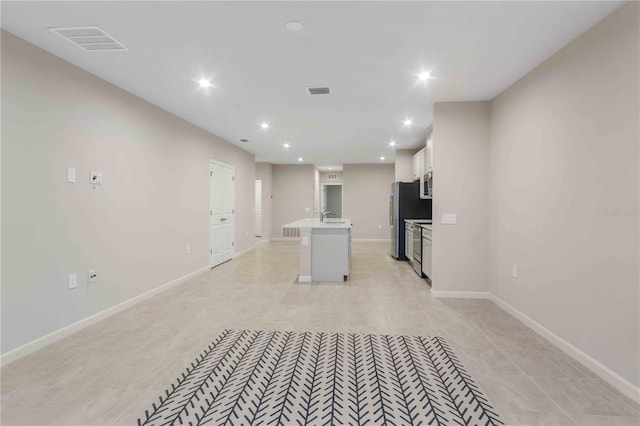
[254, 179, 262, 237]
[321, 183, 343, 217]
[209, 159, 235, 268]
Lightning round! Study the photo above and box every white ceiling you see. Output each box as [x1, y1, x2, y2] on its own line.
[1, 1, 622, 168]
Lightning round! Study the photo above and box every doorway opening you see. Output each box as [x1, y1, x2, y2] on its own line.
[321, 183, 343, 218]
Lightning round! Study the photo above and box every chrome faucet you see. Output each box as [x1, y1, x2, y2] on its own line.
[321, 211, 335, 222]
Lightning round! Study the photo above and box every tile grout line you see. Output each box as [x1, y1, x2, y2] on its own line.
[496, 345, 580, 424]
[476, 305, 640, 419]
[427, 305, 573, 421]
[442, 301, 639, 421]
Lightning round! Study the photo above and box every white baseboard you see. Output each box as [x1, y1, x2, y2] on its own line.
[0, 265, 210, 367]
[490, 294, 640, 405]
[432, 290, 490, 299]
[273, 238, 390, 243]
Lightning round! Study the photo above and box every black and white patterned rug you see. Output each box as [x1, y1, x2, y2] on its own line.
[138, 329, 502, 425]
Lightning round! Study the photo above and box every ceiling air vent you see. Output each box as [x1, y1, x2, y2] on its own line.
[49, 26, 128, 51]
[240, 139, 249, 143]
[307, 87, 331, 95]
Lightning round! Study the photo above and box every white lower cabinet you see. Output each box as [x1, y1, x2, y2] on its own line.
[311, 228, 350, 281]
[348, 229, 351, 274]
[422, 229, 432, 278]
[405, 229, 413, 260]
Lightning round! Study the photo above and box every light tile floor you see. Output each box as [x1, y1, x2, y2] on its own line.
[1, 241, 638, 425]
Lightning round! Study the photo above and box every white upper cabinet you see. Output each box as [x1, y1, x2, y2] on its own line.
[425, 129, 433, 172]
[420, 127, 433, 199]
[411, 148, 424, 181]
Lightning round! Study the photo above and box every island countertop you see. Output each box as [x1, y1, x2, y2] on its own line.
[284, 218, 352, 229]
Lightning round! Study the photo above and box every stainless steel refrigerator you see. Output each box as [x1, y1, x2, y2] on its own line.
[390, 181, 432, 260]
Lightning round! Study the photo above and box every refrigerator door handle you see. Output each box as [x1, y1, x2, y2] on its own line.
[389, 193, 393, 227]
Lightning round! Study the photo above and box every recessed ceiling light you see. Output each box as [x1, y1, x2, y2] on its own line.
[260, 122, 270, 130]
[389, 140, 396, 147]
[380, 156, 385, 161]
[328, 167, 333, 170]
[403, 119, 413, 127]
[418, 71, 432, 82]
[283, 142, 290, 149]
[286, 21, 304, 32]
[198, 78, 212, 88]
[298, 157, 303, 162]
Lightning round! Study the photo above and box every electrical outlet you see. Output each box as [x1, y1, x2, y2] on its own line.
[512, 265, 518, 279]
[88, 269, 97, 283]
[186, 243, 191, 254]
[68, 273, 77, 289]
[90, 171, 103, 185]
[378, 224, 382, 229]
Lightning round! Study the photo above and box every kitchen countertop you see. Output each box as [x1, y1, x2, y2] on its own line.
[284, 218, 352, 229]
[405, 219, 432, 225]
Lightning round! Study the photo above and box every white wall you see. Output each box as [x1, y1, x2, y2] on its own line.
[255, 163, 273, 240]
[1, 31, 256, 354]
[343, 164, 395, 240]
[271, 165, 394, 240]
[432, 102, 491, 294]
[320, 171, 343, 184]
[271, 165, 315, 236]
[489, 3, 639, 387]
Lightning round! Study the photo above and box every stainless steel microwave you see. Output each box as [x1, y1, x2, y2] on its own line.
[424, 170, 433, 197]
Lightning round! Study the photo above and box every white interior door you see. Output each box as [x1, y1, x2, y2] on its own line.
[209, 161, 235, 267]
[255, 180, 262, 237]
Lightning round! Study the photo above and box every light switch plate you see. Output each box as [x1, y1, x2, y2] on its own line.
[442, 213, 457, 225]
[302, 236, 309, 245]
[67, 168, 76, 183]
[304, 207, 310, 213]
[68, 273, 77, 289]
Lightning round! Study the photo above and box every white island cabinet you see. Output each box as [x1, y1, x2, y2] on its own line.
[283, 218, 352, 283]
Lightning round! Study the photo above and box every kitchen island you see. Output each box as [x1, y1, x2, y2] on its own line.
[283, 218, 352, 282]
